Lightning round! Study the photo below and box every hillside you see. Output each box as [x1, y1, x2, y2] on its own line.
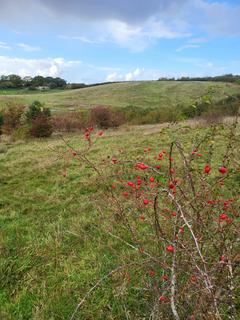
[1, 81, 240, 111]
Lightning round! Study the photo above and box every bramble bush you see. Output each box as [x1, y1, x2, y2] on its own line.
[1, 104, 25, 135]
[90, 105, 124, 128]
[63, 114, 239, 320]
[51, 111, 86, 132]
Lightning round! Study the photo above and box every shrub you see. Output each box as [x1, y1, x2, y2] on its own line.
[25, 100, 44, 121]
[63, 119, 239, 319]
[30, 114, 53, 138]
[2, 104, 25, 135]
[90, 105, 124, 128]
[51, 112, 86, 132]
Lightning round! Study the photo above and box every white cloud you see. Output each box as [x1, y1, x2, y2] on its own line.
[106, 67, 168, 82]
[58, 35, 98, 44]
[176, 44, 200, 52]
[103, 18, 189, 51]
[0, 56, 81, 78]
[0, 42, 11, 50]
[106, 72, 119, 82]
[17, 43, 41, 52]
[125, 68, 144, 81]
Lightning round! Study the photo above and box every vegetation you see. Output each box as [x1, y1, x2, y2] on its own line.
[0, 75, 66, 91]
[1, 81, 240, 112]
[0, 118, 239, 319]
[1, 101, 52, 138]
[0, 79, 239, 318]
[158, 73, 240, 83]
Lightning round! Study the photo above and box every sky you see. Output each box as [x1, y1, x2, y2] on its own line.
[0, 0, 240, 83]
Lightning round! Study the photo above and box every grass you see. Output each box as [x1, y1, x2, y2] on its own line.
[0, 120, 239, 319]
[1, 81, 240, 111]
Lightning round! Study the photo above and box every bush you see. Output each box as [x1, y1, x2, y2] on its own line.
[90, 105, 124, 128]
[30, 114, 53, 138]
[64, 119, 239, 319]
[51, 112, 86, 132]
[2, 104, 25, 135]
[25, 100, 45, 121]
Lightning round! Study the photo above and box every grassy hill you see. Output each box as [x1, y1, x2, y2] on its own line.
[1, 81, 240, 111]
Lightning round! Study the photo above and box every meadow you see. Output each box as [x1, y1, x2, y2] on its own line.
[1, 81, 240, 111]
[0, 116, 239, 319]
[0, 80, 239, 319]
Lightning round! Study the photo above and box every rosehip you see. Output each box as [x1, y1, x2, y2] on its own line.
[127, 181, 134, 187]
[219, 213, 228, 220]
[159, 296, 168, 302]
[169, 182, 175, 189]
[166, 245, 174, 253]
[204, 165, 211, 174]
[219, 166, 227, 174]
[148, 270, 156, 277]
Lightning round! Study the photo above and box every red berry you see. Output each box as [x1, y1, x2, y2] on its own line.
[148, 270, 156, 277]
[162, 275, 168, 281]
[219, 166, 227, 174]
[204, 165, 211, 174]
[166, 245, 174, 253]
[169, 182, 175, 189]
[98, 131, 104, 136]
[159, 295, 168, 302]
[143, 199, 150, 205]
[179, 227, 184, 234]
[136, 162, 149, 170]
[149, 177, 155, 182]
[127, 181, 134, 187]
[219, 213, 228, 221]
[220, 255, 225, 262]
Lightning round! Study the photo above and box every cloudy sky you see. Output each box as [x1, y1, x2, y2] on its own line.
[0, 0, 240, 83]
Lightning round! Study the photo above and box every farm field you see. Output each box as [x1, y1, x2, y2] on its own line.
[1, 81, 240, 111]
[0, 119, 239, 319]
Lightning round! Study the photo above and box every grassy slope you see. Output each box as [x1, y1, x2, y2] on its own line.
[0, 121, 239, 319]
[1, 81, 240, 111]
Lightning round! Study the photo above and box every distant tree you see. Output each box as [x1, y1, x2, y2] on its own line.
[30, 76, 45, 87]
[8, 74, 23, 88]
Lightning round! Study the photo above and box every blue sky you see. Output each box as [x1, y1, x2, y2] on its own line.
[0, 0, 240, 83]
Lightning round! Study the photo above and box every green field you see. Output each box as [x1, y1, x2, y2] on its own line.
[0, 119, 239, 319]
[1, 81, 240, 111]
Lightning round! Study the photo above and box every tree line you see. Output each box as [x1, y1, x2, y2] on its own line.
[158, 74, 240, 83]
[0, 75, 66, 90]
